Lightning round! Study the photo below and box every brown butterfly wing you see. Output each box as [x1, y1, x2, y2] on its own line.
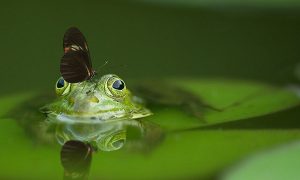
[60, 50, 93, 83]
[61, 27, 94, 83]
[63, 27, 88, 51]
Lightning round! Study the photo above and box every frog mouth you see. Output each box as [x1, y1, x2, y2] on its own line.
[51, 107, 152, 124]
[62, 109, 128, 120]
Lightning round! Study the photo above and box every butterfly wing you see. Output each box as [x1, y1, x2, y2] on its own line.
[61, 50, 93, 83]
[61, 27, 94, 83]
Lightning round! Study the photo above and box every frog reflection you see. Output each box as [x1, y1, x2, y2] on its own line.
[55, 118, 151, 152]
[53, 116, 163, 179]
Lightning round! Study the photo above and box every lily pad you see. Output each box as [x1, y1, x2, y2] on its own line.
[222, 140, 300, 180]
[146, 78, 300, 131]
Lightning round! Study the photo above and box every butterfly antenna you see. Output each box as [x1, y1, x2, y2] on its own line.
[96, 60, 109, 72]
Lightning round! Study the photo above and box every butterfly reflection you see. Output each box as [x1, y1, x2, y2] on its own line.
[56, 118, 163, 179]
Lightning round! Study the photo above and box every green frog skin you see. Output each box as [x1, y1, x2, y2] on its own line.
[42, 74, 152, 122]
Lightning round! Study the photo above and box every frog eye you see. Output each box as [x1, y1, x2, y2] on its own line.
[55, 77, 71, 96]
[112, 80, 125, 90]
[106, 76, 126, 98]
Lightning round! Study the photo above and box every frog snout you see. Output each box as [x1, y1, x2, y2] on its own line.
[68, 95, 100, 108]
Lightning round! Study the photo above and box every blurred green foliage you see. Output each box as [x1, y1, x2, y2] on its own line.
[1, 1, 300, 94]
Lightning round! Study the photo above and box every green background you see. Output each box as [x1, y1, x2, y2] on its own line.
[1, 0, 300, 94]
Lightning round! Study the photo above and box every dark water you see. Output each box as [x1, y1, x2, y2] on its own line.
[1, 0, 300, 179]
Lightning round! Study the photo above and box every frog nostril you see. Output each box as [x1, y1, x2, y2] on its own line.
[86, 90, 92, 95]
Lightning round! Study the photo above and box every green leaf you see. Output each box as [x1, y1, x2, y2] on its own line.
[223, 140, 300, 180]
[146, 78, 300, 131]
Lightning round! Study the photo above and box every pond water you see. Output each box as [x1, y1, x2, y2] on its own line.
[1, 0, 300, 179]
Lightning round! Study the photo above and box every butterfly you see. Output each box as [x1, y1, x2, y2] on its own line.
[60, 27, 96, 83]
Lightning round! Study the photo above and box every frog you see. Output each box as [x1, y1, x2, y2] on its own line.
[38, 73, 164, 152]
[39, 74, 201, 179]
[41, 74, 152, 122]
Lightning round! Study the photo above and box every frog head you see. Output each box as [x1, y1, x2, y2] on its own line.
[44, 74, 151, 121]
